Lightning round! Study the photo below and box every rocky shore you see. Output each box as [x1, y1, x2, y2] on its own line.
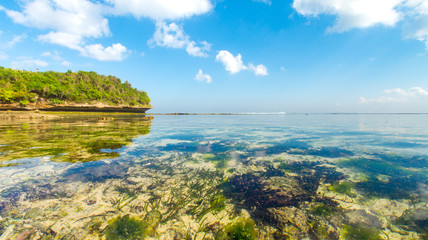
[0, 99, 150, 113]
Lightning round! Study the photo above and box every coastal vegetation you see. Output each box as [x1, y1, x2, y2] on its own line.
[0, 66, 150, 108]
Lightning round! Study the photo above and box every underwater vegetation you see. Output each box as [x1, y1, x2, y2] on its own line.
[0, 115, 152, 163]
[203, 153, 230, 169]
[105, 214, 149, 240]
[355, 176, 421, 200]
[394, 208, 428, 237]
[329, 181, 356, 197]
[372, 153, 428, 169]
[342, 224, 381, 240]
[310, 203, 336, 217]
[337, 157, 412, 179]
[276, 160, 346, 184]
[216, 217, 258, 240]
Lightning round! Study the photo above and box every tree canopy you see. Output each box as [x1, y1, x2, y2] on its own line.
[0, 67, 151, 107]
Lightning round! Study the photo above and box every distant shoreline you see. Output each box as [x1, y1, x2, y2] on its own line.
[1, 110, 427, 120]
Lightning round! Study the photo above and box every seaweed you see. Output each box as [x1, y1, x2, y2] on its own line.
[329, 181, 356, 197]
[372, 153, 428, 169]
[394, 208, 428, 236]
[310, 203, 335, 217]
[216, 217, 258, 240]
[203, 153, 229, 169]
[355, 176, 419, 199]
[276, 161, 345, 184]
[337, 158, 406, 178]
[104, 215, 148, 240]
[342, 224, 381, 240]
[309, 221, 339, 240]
[224, 173, 312, 211]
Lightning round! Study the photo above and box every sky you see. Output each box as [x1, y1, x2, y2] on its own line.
[1, 0, 428, 113]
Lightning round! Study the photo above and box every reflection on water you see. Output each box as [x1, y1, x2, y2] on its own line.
[0, 114, 152, 162]
[0, 114, 427, 239]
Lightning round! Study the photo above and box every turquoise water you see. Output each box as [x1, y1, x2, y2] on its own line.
[0, 114, 427, 239]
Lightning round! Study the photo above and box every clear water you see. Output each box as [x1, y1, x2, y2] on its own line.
[0, 114, 427, 239]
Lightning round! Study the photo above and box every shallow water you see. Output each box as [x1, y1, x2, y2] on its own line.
[0, 114, 427, 239]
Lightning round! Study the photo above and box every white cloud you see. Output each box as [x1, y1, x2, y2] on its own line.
[41, 50, 72, 66]
[11, 58, 48, 70]
[215, 50, 268, 76]
[249, 63, 269, 76]
[38, 32, 83, 50]
[3, 0, 109, 39]
[81, 43, 128, 61]
[1, 0, 214, 60]
[215, 50, 247, 74]
[0, 0, 128, 61]
[107, 0, 212, 20]
[186, 41, 211, 57]
[360, 86, 428, 103]
[292, 0, 428, 48]
[195, 69, 212, 83]
[148, 22, 210, 57]
[293, 0, 403, 32]
[5, 33, 27, 48]
[41, 51, 63, 61]
[403, 0, 428, 48]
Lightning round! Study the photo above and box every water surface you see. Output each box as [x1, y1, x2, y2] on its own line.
[0, 114, 427, 239]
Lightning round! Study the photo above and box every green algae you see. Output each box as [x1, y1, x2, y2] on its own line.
[342, 224, 381, 240]
[309, 221, 333, 239]
[203, 153, 229, 169]
[310, 203, 335, 217]
[329, 181, 356, 197]
[216, 217, 258, 240]
[105, 215, 149, 240]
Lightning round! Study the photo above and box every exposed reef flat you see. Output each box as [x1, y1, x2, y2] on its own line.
[0, 102, 150, 113]
[0, 110, 61, 120]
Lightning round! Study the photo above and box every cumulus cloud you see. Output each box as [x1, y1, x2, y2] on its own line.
[402, 0, 428, 48]
[292, 0, 428, 48]
[1, 0, 214, 60]
[360, 87, 428, 103]
[293, 0, 403, 32]
[11, 58, 48, 69]
[106, 0, 212, 20]
[3, 0, 109, 38]
[81, 43, 128, 61]
[0, 0, 128, 61]
[215, 51, 247, 74]
[249, 63, 269, 76]
[148, 22, 210, 57]
[215, 50, 268, 76]
[195, 69, 212, 83]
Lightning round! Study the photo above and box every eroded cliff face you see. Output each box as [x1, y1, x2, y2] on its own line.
[0, 97, 151, 113]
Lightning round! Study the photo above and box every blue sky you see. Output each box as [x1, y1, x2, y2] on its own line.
[1, 0, 428, 113]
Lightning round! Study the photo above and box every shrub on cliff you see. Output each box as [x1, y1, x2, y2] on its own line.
[0, 67, 151, 107]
